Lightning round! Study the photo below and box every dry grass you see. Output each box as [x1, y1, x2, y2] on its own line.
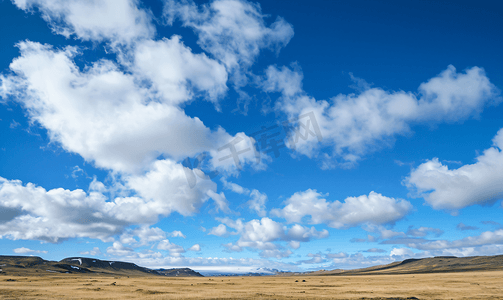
[1, 271, 503, 299]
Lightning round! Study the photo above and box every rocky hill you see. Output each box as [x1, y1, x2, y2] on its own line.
[157, 267, 203, 277]
[0, 256, 202, 277]
[311, 255, 503, 276]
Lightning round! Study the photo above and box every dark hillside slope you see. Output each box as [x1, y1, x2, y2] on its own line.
[0, 255, 202, 277]
[311, 255, 503, 276]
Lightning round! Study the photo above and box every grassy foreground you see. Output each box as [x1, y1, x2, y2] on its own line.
[1, 271, 503, 299]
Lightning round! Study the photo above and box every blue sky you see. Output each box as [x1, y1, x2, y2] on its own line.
[0, 0, 502, 274]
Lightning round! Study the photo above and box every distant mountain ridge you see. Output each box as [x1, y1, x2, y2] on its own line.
[0, 255, 202, 277]
[2, 254, 503, 277]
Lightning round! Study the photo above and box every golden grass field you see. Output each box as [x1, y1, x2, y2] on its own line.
[1, 270, 503, 300]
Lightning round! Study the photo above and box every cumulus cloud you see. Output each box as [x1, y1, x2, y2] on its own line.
[79, 247, 102, 256]
[12, 0, 155, 44]
[164, 0, 294, 88]
[265, 64, 501, 167]
[271, 189, 412, 228]
[209, 224, 229, 237]
[188, 244, 201, 252]
[262, 63, 303, 97]
[157, 239, 186, 256]
[168, 230, 186, 238]
[13, 247, 47, 254]
[286, 224, 329, 242]
[247, 189, 267, 217]
[0, 41, 238, 174]
[228, 217, 284, 252]
[107, 241, 143, 257]
[0, 38, 265, 242]
[125, 159, 216, 218]
[405, 128, 503, 210]
[207, 190, 232, 213]
[0, 1, 277, 249]
[215, 217, 328, 257]
[0, 176, 208, 243]
[352, 225, 405, 243]
[390, 247, 414, 257]
[0, 177, 123, 243]
[131, 36, 228, 105]
[119, 226, 185, 247]
[219, 178, 267, 216]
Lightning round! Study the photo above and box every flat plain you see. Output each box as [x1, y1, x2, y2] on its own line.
[1, 270, 503, 300]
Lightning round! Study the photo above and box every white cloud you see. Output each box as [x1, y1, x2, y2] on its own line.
[12, 0, 155, 44]
[131, 36, 228, 106]
[0, 176, 207, 243]
[208, 132, 266, 174]
[79, 247, 102, 256]
[126, 159, 217, 218]
[120, 226, 167, 246]
[297, 253, 327, 264]
[13, 247, 47, 254]
[263, 63, 303, 97]
[0, 177, 124, 243]
[216, 217, 328, 257]
[208, 224, 229, 237]
[405, 128, 503, 210]
[271, 189, 411, 228]
[223, 242, 243, 252]
[288, 241, 300, 250]
[157, 239, 186, 256]
[220, 177, 250, 194]
[247, 189, 267, 217]
[106, 241, 138, 257]
[0, 3, 270, 248]
[390, 247, 414, 257]
[0, 41, 239, 174]
[168, 230, 186, 238]
[265, 65, 501, 167]
[238, 217, 284, 246]
[219, 178, 267, 216]
[207, 190, 232, 213]
[286, 224, 329, 242]
[349, 225, 405, 243]
[164, 0, 294, 88]
[188, 244, 201, 252]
